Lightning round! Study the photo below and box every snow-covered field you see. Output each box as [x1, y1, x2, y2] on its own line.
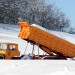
[0, 23, 75, 75]
[0, 60, 75, 75]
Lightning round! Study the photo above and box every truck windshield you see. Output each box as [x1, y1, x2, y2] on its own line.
[0, 44, 7, 50]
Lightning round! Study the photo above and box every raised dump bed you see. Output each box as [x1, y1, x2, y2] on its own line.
[18, 21, 75, 58]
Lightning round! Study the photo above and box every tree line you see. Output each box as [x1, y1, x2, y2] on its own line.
[0, 0, 71, 32]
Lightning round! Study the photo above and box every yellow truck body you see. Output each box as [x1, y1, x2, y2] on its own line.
[18, 21, 75, 58]
[0, 42, 20, 59]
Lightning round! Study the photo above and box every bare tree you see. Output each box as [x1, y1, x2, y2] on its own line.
[0, 0, 70, 32]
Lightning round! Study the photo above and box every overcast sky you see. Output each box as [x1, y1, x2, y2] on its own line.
[45, 0, 75, 28]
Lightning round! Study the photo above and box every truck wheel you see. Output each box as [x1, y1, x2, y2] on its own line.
[0, 54, 5, 59]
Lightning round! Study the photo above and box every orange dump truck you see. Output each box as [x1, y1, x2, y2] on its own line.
[18, 21, 75, 58]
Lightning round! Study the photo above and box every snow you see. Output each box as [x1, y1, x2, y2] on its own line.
[0, 60, 75, 75]
[0, 23, 75, 75]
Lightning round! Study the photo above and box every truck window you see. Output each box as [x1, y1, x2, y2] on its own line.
[0, 44, 7, 50]
[8, 45, 16, 50]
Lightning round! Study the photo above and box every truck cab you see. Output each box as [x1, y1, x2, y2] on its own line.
[0, 42, 20, 59]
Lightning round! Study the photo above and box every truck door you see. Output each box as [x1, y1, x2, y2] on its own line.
[7, 45, 16, 58]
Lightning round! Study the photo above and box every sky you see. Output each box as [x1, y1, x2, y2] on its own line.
[45, 0, 75, 28]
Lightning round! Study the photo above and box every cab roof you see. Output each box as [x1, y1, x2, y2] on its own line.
[0, 42, 18, 45]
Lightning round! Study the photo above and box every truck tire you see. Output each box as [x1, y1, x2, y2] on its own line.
[0, 54, 5, 59]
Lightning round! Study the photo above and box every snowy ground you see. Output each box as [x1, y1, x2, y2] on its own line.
[0, 23, 75, 75]
[0, 60, 75, 75]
